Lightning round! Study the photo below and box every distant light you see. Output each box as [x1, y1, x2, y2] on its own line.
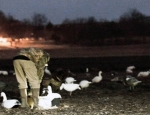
[0, 37, 7, 43]
[0, 37, 10, 46]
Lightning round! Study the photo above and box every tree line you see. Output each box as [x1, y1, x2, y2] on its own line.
[0, 9, 150, 46]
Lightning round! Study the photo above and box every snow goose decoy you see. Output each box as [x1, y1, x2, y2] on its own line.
[43, 86, 61, 99]
[126, 66, 135, 74]
[137, 70, 150, 77]
[79, 80, 92, 89]
[0, 70, 8, 75]
[65, 77, 76, 84]
[1, 92, 21, 109]
[28, 86, 61, 110]
[126, 75, 142, 90]
[39, 86, 61, 109]
[92, 71, 103, 83]
[60, 83, 81, 96]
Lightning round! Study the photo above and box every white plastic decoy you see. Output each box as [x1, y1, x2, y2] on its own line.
[60, 83, 81, 96]
[79, 80, 92, 89]
[65, 77, 76, 84]
[1, 92, 21, 109]
[137, 70, 150, 77]
[92, 71, 103, 83]
[126, 66, 135, 74]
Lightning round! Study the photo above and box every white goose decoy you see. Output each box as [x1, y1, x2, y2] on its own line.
[65, 77, 76, 84]
[43, 86, 61, 99]
[126, 66, 135, 74]
[44, 64, 51, 75]
[38, 97, 53, 110]
[60, 83, 81, 96]
[0, 70, 8, 75]
[1, 92, 21, 109]
[137, 70, 150, 77]
[39, 86, 61, 109]
[28, 86, 61, 110]
[92, 71, 103, 83]
[79, 80, 92, 89]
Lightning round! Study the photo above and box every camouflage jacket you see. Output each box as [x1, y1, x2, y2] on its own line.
[16, 47, 50, 80]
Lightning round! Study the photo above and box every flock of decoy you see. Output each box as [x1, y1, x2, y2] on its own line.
[59, 65, 150, 96]
[0, 86, 61, 109]
[0, 65, 150, 110]
[111, 65, 150, 90]
[59, 70, 103, 96]
[0, 67, 103, 109]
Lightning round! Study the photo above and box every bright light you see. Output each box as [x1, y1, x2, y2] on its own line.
[0, 37, 7, 43]
[0, 37, 10, 46]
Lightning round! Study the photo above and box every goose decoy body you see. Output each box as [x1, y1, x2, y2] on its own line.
[1, 92, 21, 109]
[28, 86, 61, 110]
[65, 77, 76, 84]
[125, 75, 142, 90]
[137, 70, 150, 77]
[60, 83, 81, 96]
[92, 71, 103, 83]
[79, 80, 92, 89]
[39, 86, 61, 109]
[126, 66, 135, 74]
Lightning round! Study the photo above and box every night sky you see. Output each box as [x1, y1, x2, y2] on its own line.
[0, 0, 150, 24]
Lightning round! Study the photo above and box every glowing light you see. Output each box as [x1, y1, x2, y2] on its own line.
[0, 37, 7, 43]
[0, 37, 11, 46]
[26, 38, 29, 41]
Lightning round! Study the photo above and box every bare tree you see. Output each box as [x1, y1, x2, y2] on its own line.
[119, 9, 146, 23]
[31, 13, 48, 40]
[32, 13, 47, 27]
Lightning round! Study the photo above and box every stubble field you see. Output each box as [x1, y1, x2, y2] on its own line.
[0, 43, 150, 115]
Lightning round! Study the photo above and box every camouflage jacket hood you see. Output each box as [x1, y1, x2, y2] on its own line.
[17, 48, 50, 69]
[16, 47, 50, 80]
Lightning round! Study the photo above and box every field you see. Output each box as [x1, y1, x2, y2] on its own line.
[0, 42, 150, 114]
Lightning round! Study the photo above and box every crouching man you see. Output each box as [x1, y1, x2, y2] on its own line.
[13, 47, 50, 110]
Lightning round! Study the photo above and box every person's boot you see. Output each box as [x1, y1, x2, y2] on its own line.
[32, 88, 40, 110]
[20, 88, 29, 108]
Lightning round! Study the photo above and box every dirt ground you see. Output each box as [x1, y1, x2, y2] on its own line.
[0, 44, 150, 114]
[0, 69, 150, 115]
